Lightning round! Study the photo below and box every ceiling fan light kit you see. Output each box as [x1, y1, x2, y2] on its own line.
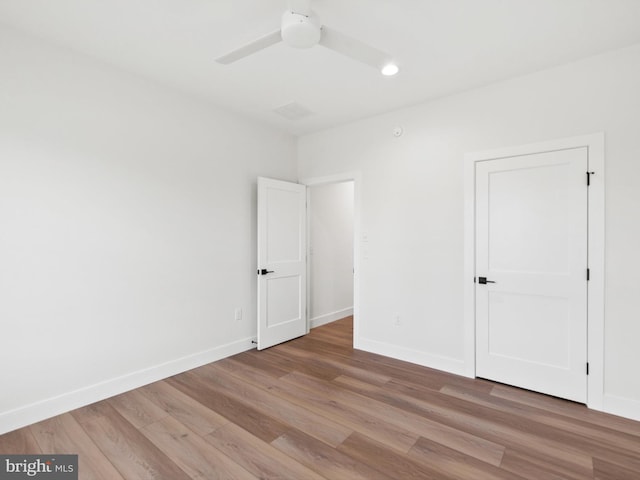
[216, 1, 398, 76]
[281, 10, 321, 48]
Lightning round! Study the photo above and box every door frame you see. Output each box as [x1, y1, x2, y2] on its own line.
[299, 172, 361, 347]
[463, 133, 605, 410]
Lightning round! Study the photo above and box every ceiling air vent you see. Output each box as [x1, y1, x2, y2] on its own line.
[272, 102, 314, 121]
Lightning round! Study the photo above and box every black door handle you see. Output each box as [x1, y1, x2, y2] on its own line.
[258, 269, 274, 275]
[478, 277, 496, 284]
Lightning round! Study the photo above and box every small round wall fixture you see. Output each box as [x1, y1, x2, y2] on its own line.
[393, 127, 403, 137]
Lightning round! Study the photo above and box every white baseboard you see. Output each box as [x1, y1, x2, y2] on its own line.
[0, 336, 256, 435]
[603, 393, 640, 422]
[355, 336, 467, 377]
[310, 307, 353, 329]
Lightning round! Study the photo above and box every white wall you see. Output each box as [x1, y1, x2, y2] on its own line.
[298, 43, 640, 420]
[0, 26, 296, 434]
[309, 182, 354, 327]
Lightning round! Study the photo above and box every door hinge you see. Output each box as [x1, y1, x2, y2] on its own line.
[587, 171, 595, 186]
[586, 362, 590, 375]
[587, 268, 590, 281]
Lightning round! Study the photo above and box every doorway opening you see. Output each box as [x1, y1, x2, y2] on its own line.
[256, 173, 360, 350]
[307, 180, 355, 330]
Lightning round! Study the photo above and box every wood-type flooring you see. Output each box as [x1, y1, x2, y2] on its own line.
[1, 316, 639, 479]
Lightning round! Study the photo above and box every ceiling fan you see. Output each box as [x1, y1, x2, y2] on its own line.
[215, 0, 399, 76]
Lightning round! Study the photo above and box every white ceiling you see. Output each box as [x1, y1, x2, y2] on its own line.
[2, 0, 640, 136]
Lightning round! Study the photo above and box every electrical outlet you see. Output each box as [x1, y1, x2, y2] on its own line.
[394, 315, 401, 326]
[234, 307, 242, 321]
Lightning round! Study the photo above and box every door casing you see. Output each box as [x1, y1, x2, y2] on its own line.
[463, 133, 605, 410]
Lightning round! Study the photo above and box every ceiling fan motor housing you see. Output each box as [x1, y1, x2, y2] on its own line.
[281, 10, 321, 48]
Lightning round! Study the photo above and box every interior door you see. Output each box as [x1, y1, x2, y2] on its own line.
[475, 147, 588, 403]
[257, 177, 307, 350]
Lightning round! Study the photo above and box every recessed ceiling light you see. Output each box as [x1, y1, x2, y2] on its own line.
[381, 63, 399, 76]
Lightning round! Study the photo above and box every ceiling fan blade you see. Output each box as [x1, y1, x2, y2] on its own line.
[216, 30, 282, 64]
[319, 26, 392, 71]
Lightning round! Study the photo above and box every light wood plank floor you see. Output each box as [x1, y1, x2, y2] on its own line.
[2, 316, 640, 479]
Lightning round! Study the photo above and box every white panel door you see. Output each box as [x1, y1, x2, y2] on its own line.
[475, 147, 588, 402]
[257, 177, 307, 350]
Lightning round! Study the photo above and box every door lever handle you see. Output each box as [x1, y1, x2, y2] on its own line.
[478, 277, 496, 284]
[258, 269, 274, 275]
